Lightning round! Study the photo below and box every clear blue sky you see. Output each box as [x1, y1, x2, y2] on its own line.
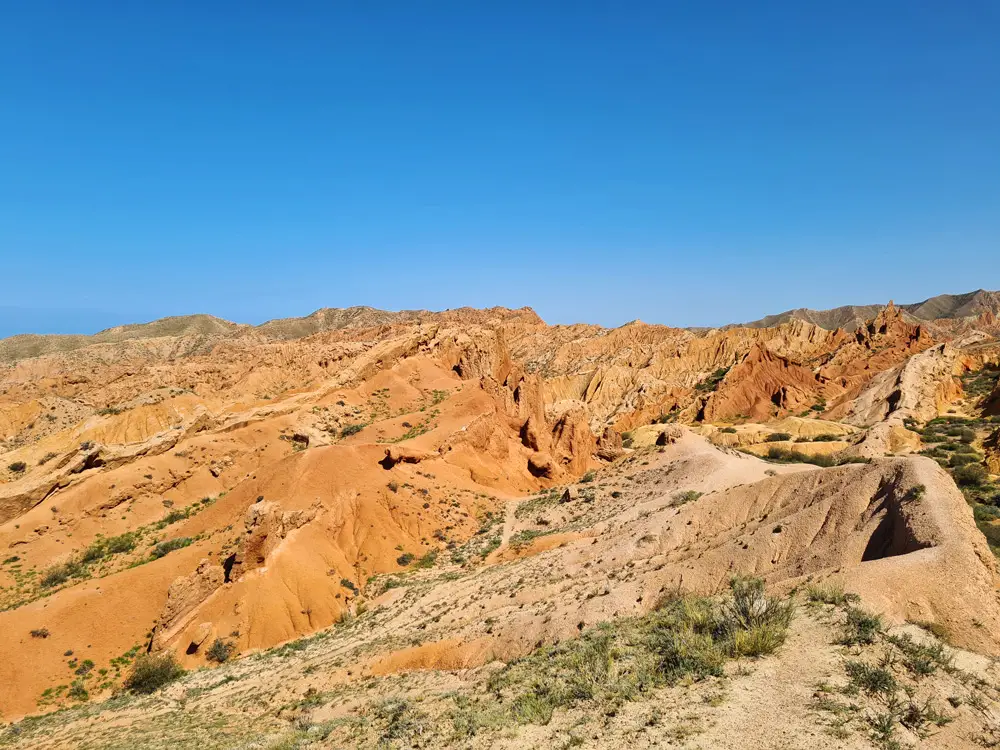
[2, 2, 998, 337]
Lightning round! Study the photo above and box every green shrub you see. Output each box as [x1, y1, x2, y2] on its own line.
[40, 560, 84, 588]
[151, 537, 193, 559]
[124, 652, 184, 694]
[948, 453, 979, 467]
[67, 680, 89, 701]
[765, 446, 836, 467]
[339, 423, 365, 438]
[205, 638, 236, 663]
[105, 532, 138, 555]
[396, 553, 415, 566]
[7, 461, 26, 473]
[765, 433, 792, 442]
[160, 509, 188, 526]
[579, 471, 596, 483]
[954, 464, 988, 487]
[720, 427, 738, 434]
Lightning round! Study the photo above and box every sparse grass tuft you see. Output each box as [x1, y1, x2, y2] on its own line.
[671, 490, 703, 506]
[845, 659, 897, 701]
[840, 606, 884, 646]
[886, 632, 952, 677]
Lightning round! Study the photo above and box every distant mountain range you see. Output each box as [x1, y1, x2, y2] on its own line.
[738, 289, 1000, 331]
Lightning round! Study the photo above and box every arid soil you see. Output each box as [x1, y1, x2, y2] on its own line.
[1, 298, 1000, 749]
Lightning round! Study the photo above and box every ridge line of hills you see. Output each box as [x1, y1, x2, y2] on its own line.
[1, 289, 998, 365]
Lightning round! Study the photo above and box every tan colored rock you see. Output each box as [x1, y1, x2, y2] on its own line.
[191, 622, 214, 649]
[153, 560, 225, 649]
[595, 426, 624, 460]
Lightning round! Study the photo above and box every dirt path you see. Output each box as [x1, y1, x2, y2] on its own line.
[691, 611, 869, 750]
[498, 497, 521, 549]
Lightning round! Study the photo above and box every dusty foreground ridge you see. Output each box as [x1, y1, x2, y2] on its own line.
[1, 300, 1000, 748]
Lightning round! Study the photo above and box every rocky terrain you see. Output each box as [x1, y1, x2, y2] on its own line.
[1, 293, 1000, 749]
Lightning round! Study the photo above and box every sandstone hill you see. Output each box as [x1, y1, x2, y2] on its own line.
[1, 297, 999, 749]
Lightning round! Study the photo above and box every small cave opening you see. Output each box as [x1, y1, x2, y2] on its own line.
[222, 553, 237, 583]
[860, 479, 931, 562]
[885, 389, 902, 415]
[452, 363, 463, 377]
[71, 452, 105, 474]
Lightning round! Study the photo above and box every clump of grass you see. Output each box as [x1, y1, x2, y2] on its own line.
[719, 576, 795, 657]
[806, 583, 859, 607]
[579, 471, 596, 483]
[81, 531, 138, 563]
[671, 490, 703, 506]
[867, 710, 901, 749]
[765, 432, 792, 442]
[123, 652, 184, 694]
[840, 606, 884, 646]
[845, 658, 897, 700]
[339, 423, 366, 438]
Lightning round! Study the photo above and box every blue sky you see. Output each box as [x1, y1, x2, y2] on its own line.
[1, 2, 998, 337]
